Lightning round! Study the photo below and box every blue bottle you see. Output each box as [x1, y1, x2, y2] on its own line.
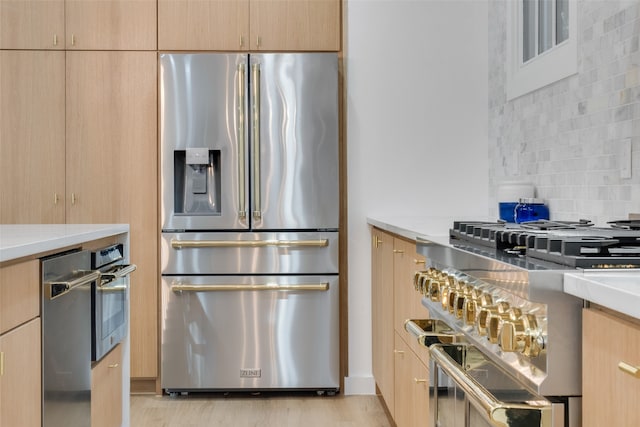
[514, 198, 549, 223]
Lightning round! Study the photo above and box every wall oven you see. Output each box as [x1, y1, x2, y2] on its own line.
[91, 244, 136, 362]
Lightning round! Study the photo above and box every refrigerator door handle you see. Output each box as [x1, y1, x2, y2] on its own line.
[171, 282, 330, 292]
[170, 238, 329, 249]
[237, 63, 247, 219]
[251, 62, 261, 220]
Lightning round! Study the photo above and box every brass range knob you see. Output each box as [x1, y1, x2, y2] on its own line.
[477, 301, 510, 337]
[452, 283, 472, 319]
[440, 276, 459, 311]
[488, 307, 522, 344]
[413, 271, 427, 292]
[499, 313, 544, 357]
[462, 290, 492, 325]
[427, 278, 441, 302]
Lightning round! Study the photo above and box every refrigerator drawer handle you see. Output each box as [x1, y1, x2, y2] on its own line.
[171, 282, 330, 292]
[237, 63, 247, 219]
[170, 239, 329, 249]
[251, 62, 261, 220]
[430, 345, 552, 427]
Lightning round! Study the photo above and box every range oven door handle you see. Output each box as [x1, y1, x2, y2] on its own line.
[170, 239, 329, 249]
[404, 319, 460, 347]
[171, 282, 329, 293]
[430, 344, 553, 427]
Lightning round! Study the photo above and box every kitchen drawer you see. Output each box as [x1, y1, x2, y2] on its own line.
[0, 259, 39, 334]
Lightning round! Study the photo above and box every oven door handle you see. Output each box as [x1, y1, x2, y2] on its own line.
[100, 264, 137, 283]
[46, 270, 101, 300]
[430, 344, 553, 427]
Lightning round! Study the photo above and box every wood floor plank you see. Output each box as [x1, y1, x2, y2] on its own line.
[130, 394, 392, 427]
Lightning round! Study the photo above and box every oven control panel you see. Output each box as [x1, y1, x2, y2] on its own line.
[414, 267, 547, 358]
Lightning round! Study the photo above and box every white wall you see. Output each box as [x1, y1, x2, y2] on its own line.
[344, 0, 490, 394]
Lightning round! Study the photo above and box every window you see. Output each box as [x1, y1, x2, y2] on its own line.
[506, 0, 577, 100]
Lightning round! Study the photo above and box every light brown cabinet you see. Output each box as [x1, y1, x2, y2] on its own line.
[371, 227, 431, 426]
[394, 332, 430, 427]
[0, 0, 156, 50]
[583, 307, 640, 427]
[92, 344, 123, 427]
[0, 0, 64, 49]
[371, 227, 395, 417]
[66, 51, 158, 379]
[0, 51, 66, 224]
[1, 50, 159, 380]
[158, 0, 340, 51]
[0, 260, 41, 427]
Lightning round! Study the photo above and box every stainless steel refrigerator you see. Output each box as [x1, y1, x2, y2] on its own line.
[159, 53, 339, 393]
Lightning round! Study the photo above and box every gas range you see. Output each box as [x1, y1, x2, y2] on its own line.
[450, 219, 640, 268]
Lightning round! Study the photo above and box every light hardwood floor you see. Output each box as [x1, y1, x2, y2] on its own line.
[130, 393, 392, 427]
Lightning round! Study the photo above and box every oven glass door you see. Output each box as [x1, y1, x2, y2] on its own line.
[430, 344, 553, 427]
[100, 278, 126, 338]
[93, 264, 133, 361]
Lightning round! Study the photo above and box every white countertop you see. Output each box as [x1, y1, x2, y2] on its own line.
[564, 271, 640, 320]
[367, 215, 470, 241]
[0, 224, 129, 263]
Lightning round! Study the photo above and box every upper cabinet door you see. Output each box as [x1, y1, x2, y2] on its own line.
[65, 0, 157, 50]
[0, 51, 66, 224]
[158, 0, 250, 51]
[250, 0, 340, 51]
[0, 0, 65, 49]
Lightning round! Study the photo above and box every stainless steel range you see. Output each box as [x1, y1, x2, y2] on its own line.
[406, 220, 640, 427]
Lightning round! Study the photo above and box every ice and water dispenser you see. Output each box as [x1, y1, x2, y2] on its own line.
[173, 148, 221, 216]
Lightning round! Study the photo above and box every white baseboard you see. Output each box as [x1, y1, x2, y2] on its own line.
[343, 375, 376, 395]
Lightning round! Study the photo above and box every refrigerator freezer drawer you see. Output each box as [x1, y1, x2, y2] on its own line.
[161, 275, 340, 391]
[161, 231, 339, 275]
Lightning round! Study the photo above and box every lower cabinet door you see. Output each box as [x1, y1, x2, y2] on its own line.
[0, 318, 41, 427]
[394, 332, 430, 427]
[91, 344, 123, 427]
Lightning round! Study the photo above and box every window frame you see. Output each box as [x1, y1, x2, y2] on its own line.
[506, 0, 578, 100]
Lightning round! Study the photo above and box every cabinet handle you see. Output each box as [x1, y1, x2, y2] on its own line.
[256, 36, 261, 49]
[54, 193, 59, 205]
[373, 236, 383, 248]
[71, 193, 77, 205]
[240, 35, 244, 48]
[53, 34, 58, 46]
[414, 378, 427, 384]
[618, 361, 640, 379]
[0, 351, 4, 376]
[393, 249, 405, 254]
[71, 34, 76, 46]
[108, 363, 119, 369]
[414, 259, 426, 265]
[393, 349, 405, 355]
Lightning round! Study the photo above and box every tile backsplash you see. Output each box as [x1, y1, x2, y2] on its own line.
[489, 0, 639, 225]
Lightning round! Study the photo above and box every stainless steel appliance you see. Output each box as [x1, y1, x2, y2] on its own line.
[404, 220, 640, 427]
[160, 53, 340, 393]
[42, 250, 100, 427]
[91, 244, 136, 362]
